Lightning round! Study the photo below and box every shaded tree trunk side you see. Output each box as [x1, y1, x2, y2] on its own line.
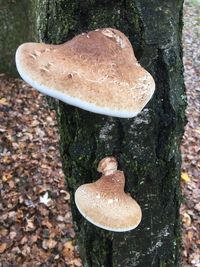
[0, 0, 38, 75]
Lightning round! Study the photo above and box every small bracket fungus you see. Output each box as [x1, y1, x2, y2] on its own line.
[75, 157, 142, 232]
[16, 28, 155, 118]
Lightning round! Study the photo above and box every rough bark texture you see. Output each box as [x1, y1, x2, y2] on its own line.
[37, 1, 186, 267]
[36, 0, 184, 267]
[3, 0, 186, 266]
[0, 0, 38, 75]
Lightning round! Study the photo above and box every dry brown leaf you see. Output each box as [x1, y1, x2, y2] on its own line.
[21, 244, 31, 256]
[60, 190, 71, 201]
[0, 228, 8, 237]
[193, 129, 200, 134]
[16, 209, 24, 222]
[20, 236, 28, 245]
[41, 218, 53, 229]
[25, 217, 36, 232]
[9, 231, 17, 239]
[181, 172, 191, 183]
[0, 243, 7, 253]
[186, 231, 193, 242]
[182, 212, 192, 227]
[8, 180, 16, 188]
[62, 240, 75, 260]
[0, 97, 9, 105]
[54, 254, 60, 260]
[194, 202, 200, 211]
[2, 172, 13, 182]
[31, 235, 39, 244]
[2, 155, 12, 164]
[42, 239, 57, 250]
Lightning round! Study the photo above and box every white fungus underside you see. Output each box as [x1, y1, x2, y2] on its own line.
[16, 50, 138, 118]
[74, 194, 140, 232]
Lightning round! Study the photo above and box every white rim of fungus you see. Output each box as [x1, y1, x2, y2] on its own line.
[74, 190, 142, 232]
[16, 46, 139, 119]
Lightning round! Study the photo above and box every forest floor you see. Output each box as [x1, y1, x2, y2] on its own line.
[0, 76, 81, 266]
[0, 1, 199, 267]
[180, 1, 200, 267]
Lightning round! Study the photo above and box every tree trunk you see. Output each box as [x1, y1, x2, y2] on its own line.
[0, 0, 38, 75]
[37, 1, 186, 267]
[6, 0, 186, 266]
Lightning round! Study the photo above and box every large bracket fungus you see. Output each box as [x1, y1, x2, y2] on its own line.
[75, 157, 142, 232]
[15, 28, 155, 118]
[15, 28, 153, 231]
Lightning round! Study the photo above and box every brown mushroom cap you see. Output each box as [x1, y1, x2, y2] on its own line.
[97, 156, 118, 175]
[16, 28, 155, 118]
[75, 157, 142, 232]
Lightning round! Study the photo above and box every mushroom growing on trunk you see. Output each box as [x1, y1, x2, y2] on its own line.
[15, 28, 155, 118]
[75, 157, 142, 232]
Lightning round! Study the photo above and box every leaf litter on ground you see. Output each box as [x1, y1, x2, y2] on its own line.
[181, 1, 200, 267]
[0, 77, 82, 266]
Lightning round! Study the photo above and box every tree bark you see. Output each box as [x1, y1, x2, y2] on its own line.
[5, 0, 186, 266]
[0, 0, 38, 75]
[37, 1, 186, 267]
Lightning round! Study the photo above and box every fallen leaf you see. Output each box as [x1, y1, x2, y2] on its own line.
[54, 254, 60, 260]
[2, 155, 12, 164]
[2, 172, 13, 182]
[0, 228, 8, 237]
[62, 240, 74, 260]
[0, 243, 7, 253]
[0, 98, 9, 105]
[41, 218, 53, 229]
[20, 236, 28, 245]
[60, 190, 70, 201]
[40, 192, 51, 206]
[181, 172, 191, 183]
[194, 203, 200, 212]
[42, 239, 57, 250]
[31, 235, 38, 244]
[193, 129, 200, 134]
[56, 215, 64, 222]
[182, 212, 192, 227]
[9, 231, 17, 239]
[186, 231, 193, 242]
[16, 209, 24, 222]
[8, 180, 15, 188]
[25, 217, 36, 232]
[21, 244, 31, 256]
